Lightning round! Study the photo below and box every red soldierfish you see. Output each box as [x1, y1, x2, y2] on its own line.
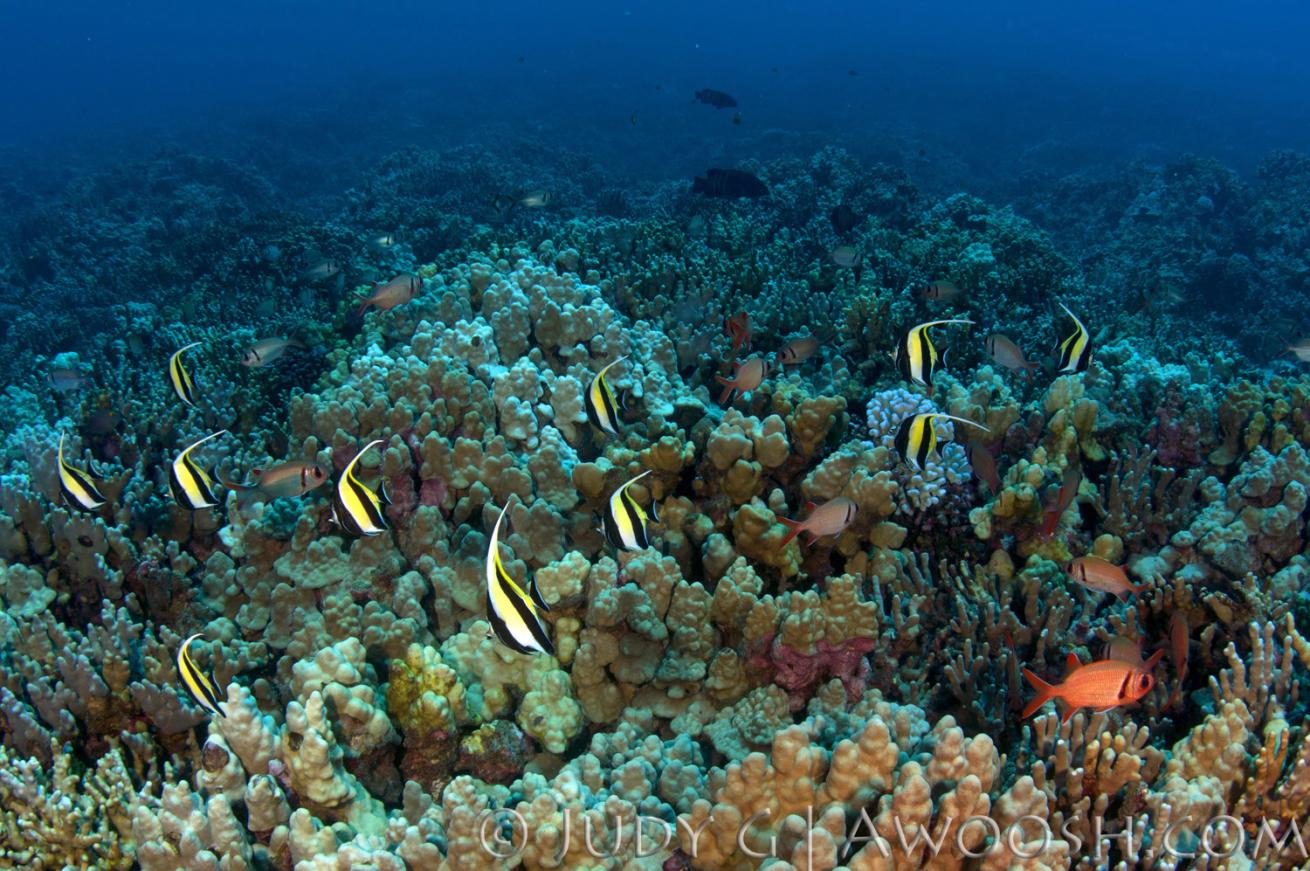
[224, 461, 329, 500]
[716, 357, 768, 404]
[1040, 467, 1082, 538]
[777, 498, 857, 547]
[241, 337, 305, 368]
[985, 333, 1037, 380]
[965, 440, 1002, 494]
[724, 312, 752, 356]
[1022, 650, 1163, 723]
[777, 335, 819, 366]
[1067, 556, 1145, 600]
[357, 273, 421, 316]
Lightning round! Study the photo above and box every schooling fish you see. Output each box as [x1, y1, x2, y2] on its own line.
[602, 470, 659, 552]
[724, 312, 752, 356]
[694, 88, 738, 109]
[1104, 636, 1145, 666]
[168, 342, 202, 407]
[894, 413, 987, 471]
[724, 311, 752, 355]
[57, 433, 107, 512]
[777, 335, 819, 366]
[830, 245, 861, 268]
[224, 461, 329, 501]
[922, 279, 962, 302]
[357, 273, 421, 317]
[485, 503, 554, 656]
[777, 497, 857, 547]
[1022, 650, 1162, 724]
[1067, 555, 1145, 600]
[585, 356, 627, 436]
[716, 357, 768, 404]
[1282, 338, 1310, 362]
[176, 633, 227, 718]
[1040, 467, 1082, 538]
[300, 257, 340, 283]
[829, 203, 861, 235]
[168, 430, 228, 511]
[47, 366, 88, 393]
[691, 168, 768, 198]
[986, 333, 1037, 380]
[1054, 302, 1092, 373]
[965, 439, 1002, 494]
[520, 190, 550, 208]
[892, 319, 973, 393]
[332, 439, 390, 537]
[369, 233, 398, 252]
[241, 337, 304, 368]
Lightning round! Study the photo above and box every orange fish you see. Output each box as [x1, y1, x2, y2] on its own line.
[716, 357, 768, 404]
[777, 497, 857, 547]
[724, 312, 752, 356]
[1067, 556, 1145, 600]
[1022, 650, 1163, 723]
[223, 461, 329, 501]
[965, 440, 1001, 494]
[358, 273, 421, 316]
[1040, 467, 1081, 538]
[777, 335, 819, 366]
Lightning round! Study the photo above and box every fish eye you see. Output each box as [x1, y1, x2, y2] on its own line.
[1139, 676, 1151, 689]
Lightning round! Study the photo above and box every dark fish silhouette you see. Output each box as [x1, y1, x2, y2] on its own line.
[694, 88, 738, 109]
[830, 203, 861, 235]
[691, 169, 768, 198]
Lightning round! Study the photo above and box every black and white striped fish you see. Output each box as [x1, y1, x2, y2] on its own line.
[485, 503, 554, 656]
[331, 439, 390, 537]
[602, 470, 659, 552]
[584, 356, 627, 436]
[168, 342, 201, 407]
[57, 433, 107, 512]
[1055, 302, 1092, 373]
[176, 633, 227, 718]
[168, 430, 228, 510]
[892, 319, 973, 392]
[894, 412, 988, 471]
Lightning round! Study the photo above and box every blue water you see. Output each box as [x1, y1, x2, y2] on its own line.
[4, 1, 1308, 182]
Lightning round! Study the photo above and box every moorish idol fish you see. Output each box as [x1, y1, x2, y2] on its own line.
[331, 439, 390, 537]
[176, 633, 227, 718]
[892, 319, 973, 392]
[602, 470, 659, 552]
[485, 503, 554, 656]
[584, 355, 627, 437]
[57, 433, 107, 512]
[168, 430, 228, 510]
[168, 342, 202, 407]
[894, 412, 988, 471]
[1055, 302, 1092, 373]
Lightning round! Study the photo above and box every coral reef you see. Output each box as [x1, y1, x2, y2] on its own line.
[0, 139, 1309, 871]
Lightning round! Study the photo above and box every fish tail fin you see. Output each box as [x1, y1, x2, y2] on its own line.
[356, 300, 373, 317]
[777, 517, 804, 547]
[1021, 668, 1057, 718]
[715, 377, 736, 405]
